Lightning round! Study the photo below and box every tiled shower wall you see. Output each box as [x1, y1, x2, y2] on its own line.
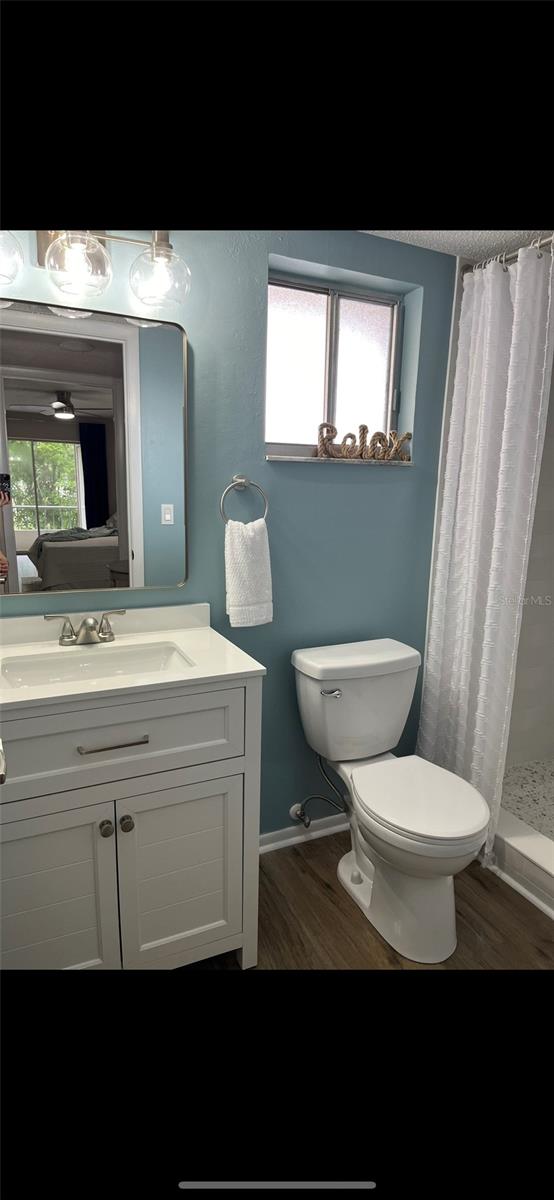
[506, 381, 554, 767]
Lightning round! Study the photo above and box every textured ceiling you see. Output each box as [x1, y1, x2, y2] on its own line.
[362, 231, 552, 263]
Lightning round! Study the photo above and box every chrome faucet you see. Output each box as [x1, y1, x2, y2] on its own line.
[44, 610, 126, 646]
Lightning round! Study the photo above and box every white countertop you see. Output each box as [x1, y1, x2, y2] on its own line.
[0, 605, 266, 712]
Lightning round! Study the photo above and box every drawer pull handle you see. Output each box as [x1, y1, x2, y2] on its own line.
[99, 819, 114, 838]
[119, 814, 135, 833]
[77, 734, 150, 756]
[0, 738, 6, 784]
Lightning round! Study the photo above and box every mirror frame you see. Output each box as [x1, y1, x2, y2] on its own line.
[0, 296, 189, 594]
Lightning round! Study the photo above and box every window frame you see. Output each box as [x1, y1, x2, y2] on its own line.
[265, 275, 404, 457]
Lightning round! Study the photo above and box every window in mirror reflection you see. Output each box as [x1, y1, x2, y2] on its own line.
[9, 440, 84, 534]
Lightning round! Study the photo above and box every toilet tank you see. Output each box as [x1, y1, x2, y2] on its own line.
[291, 639, 421, 761]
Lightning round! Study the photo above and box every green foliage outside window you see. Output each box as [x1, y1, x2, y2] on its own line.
[8, 440, 80, 534]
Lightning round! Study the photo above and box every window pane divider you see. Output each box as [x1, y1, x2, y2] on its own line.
[30, 439, 40, 536]
[388, 300, 404, 430]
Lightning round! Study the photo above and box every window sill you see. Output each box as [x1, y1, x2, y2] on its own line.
[265, 453, 412, 465]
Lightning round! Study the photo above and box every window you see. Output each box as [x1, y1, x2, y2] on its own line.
[265, 280, 402, 454]
[8, 439, 86, 536]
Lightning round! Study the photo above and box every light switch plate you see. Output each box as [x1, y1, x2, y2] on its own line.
[161, 504, 174, 525]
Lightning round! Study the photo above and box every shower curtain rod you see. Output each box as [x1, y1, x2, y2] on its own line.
[461, 232, 553, 275]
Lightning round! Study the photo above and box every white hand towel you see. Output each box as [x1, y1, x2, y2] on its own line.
[225, 517, 273, 627]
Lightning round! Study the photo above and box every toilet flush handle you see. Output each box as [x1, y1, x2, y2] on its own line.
[321, 688, 342, 699]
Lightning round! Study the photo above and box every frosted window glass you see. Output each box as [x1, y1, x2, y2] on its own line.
[265, 284, 327, 443]
[335, 299, 392, 435]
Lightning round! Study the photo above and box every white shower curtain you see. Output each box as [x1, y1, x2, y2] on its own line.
[417, 246, 554, 856]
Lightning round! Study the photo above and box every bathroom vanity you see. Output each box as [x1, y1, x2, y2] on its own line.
[0, 605, 265, 970]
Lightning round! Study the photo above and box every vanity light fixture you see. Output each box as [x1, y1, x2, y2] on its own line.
[0, 231, 23, 285]
[37, 230, 191, 308]
[51, 391, 76, 420]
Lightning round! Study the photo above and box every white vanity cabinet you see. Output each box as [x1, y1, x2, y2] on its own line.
[0, 665, 264, 971]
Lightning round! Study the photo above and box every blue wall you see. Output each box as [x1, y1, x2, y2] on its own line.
[0, 230, 456, 833]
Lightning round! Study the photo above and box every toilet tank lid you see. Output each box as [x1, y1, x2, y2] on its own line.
[291, 638, 421, 680]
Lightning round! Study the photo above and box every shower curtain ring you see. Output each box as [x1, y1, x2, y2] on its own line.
[535, 237, 543, 259]
[502, 251, 508, 272]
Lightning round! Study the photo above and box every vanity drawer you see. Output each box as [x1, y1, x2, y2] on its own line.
[0, 688, 245, 804]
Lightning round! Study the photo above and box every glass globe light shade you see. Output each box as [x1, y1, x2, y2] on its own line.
[45, 232, 112, 297]
[129, 244, 191, 307]
[0, 231, 23, 285]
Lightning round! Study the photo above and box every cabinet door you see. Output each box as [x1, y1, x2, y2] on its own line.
[116, 776, 243, 969]
[1, 803, 121, 970]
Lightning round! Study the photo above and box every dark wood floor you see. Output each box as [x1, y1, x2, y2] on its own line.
[185, 832, 554, 970]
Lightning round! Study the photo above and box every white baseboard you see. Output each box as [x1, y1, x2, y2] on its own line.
[260, 812, 349, 855]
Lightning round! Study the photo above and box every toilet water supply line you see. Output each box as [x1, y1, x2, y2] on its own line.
[289, 756, 350, 829]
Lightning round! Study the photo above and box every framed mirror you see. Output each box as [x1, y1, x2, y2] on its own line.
[0, 299, 187, 596]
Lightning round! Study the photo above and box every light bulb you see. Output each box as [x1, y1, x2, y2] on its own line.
[0, 231, 23, 285]
[129, 243, 191, 307]
[45, 232, 112, 297]
[52, 391, 75, 419]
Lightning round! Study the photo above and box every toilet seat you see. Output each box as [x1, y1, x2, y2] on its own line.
[351, 755, 489, 847]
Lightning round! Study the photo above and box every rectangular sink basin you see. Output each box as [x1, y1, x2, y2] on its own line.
[1, 642, 195, 689]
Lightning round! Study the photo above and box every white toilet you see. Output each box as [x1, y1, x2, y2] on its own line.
[291, 638, 490, 964]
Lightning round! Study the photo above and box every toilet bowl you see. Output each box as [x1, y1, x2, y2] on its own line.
[334, 754, 489, 962]
[291, 639, 490, 964]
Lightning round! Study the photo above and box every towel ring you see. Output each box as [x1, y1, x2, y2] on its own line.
[220, 474, 269, 524]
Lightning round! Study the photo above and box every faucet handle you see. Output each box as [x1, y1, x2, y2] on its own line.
[44, 614, 77, 645]
[99, 609, 126, 641]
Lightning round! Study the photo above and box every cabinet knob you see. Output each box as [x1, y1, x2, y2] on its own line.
[119, 814, 135, 833]
[99, 819, 114, 838]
